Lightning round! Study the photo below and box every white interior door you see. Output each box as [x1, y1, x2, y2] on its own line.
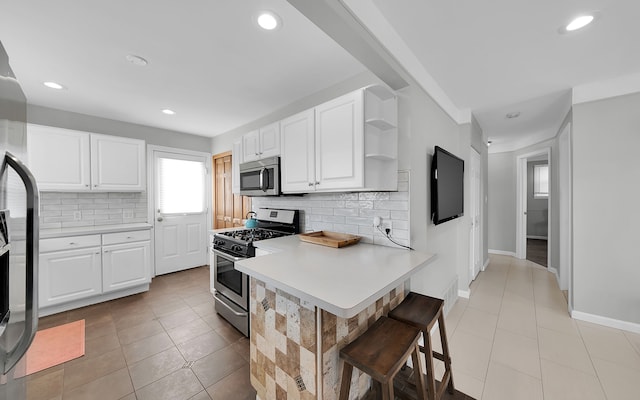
[470, 149, 482, 280]
[152, 150, 209, 275]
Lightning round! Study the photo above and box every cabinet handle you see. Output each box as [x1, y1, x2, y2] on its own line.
[94, 184, 98, 187]
[315, 181, 320, 185]
[69, 242, 76, 245]
[308, 182, 314, 186]
[126, 236, 132, 239]
[85, 184, 89, 188]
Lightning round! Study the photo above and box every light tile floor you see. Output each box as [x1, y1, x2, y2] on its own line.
[438, 254, 640, 400]
[26, 266, 255, 400]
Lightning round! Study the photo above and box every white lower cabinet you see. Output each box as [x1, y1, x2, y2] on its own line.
[39, 229, 152, 313]
[39, 246, 102, 308]
[102, 240, 151, 293]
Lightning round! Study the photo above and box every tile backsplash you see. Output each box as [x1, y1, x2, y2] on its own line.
[252, 171, 410, 248]
[39, 192, 148, 229]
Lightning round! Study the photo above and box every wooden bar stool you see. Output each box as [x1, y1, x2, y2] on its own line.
[388, 292, 454, 400]
[339, 316, 427, 400]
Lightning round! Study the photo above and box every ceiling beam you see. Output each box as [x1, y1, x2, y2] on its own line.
[286, 0, 408, 91]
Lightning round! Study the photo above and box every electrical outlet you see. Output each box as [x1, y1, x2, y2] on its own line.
[381, 220, 392, 235]
[123, 210, 134, 219]
[373, 216, 381, 227]
[73, 211, 81, 221]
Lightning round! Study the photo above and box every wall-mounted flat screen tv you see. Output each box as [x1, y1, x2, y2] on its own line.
[431, 146, 464, 225]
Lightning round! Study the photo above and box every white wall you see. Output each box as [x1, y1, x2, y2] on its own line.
[28, 104, 212, 152]
[572, 92, 640, 324]
[488, 152, 516, 253]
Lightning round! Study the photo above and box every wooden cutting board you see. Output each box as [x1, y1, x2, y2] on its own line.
[299, 231, 361, 248]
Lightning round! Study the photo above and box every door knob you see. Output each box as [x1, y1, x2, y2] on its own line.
[157, 216, 163, 222]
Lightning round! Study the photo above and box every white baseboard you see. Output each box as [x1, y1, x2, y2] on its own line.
[488, 249, 516, 257]
[458, 290, 470, 299]
[482, 258, 490, 271]
[526, 235, 548, 240]
[572, 310, 640, 334]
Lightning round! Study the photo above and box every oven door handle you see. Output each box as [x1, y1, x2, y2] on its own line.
[211, 248, 246, 262]
[214, 293, 248, 317]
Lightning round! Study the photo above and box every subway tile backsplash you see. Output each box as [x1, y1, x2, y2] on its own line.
[252, 171, 410, 248]
[39, 192, 148, 229]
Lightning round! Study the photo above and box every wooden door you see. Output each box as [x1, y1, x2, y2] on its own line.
[214, 151, 251, 229]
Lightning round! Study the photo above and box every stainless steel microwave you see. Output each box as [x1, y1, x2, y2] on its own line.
[239, 156, 280, 196]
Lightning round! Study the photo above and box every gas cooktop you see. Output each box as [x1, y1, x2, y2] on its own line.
[212, 208, 300, 258]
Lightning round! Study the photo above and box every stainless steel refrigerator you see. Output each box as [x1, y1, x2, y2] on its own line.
[0, 41, 40, 400]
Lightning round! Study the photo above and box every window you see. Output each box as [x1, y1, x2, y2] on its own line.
[157, 157, 205, 214]
[534, 164, 549, 199]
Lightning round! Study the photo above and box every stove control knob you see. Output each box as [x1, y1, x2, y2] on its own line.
[214, 239, 224, 246]
[231, 245, 243, 253]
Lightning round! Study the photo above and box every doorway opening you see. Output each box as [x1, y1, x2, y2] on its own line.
[516, 148, 551, 268]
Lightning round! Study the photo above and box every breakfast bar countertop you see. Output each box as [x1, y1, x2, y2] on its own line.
[235, 235, 436, 318]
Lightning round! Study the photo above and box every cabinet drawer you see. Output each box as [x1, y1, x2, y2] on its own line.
[40, 235, 102, 253]
[102, 230, 151, 245]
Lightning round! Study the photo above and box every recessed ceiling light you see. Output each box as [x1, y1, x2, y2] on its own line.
[257, 11, 281, 30]
[559, 11, 600, 34]
[505, 111, 521, 119]
[43, 81, 65, 90]
[161, 109, 176, 115]
[125, 54, 148, 66]
[566, 15, 594, 31]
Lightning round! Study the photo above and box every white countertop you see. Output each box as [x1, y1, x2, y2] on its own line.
[40, 223, 153, 239]
[235, 235, 436, 318]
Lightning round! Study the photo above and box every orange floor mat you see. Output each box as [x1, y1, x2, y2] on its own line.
[22, 319, 85, 376]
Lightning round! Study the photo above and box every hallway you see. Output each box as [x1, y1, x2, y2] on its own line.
[439, 254, 640, 399]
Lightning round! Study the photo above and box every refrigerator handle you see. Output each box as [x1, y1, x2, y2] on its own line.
[1, 151, 40, 373]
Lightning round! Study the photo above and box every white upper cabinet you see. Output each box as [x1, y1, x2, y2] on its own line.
[258, 122, 281, 159]
[27, 124, 91, 191]
[27, 124, 146, 191]
[314, 90, 364, 191]
[281, 109, 315, 193]
[242, 130, 260, 162]
[242, 122, 281, 162]
[280, 85, 397, 194]
[91, 134, 145, 191]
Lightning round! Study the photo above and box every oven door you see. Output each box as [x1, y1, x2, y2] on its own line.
[212, 249, 248, 310]
[239, 157, 280, 196]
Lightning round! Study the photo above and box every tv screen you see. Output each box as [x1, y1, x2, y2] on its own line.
[431, 146, 464, 225]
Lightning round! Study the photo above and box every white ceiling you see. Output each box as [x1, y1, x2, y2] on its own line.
[0, 0, 365, 137]
[367, 0, 640, 150]
[2, 0, 639, 149]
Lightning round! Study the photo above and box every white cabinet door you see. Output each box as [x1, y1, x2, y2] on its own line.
[27, 124, 91, 191]
[242, 130, 260, 162]
[232, 139, 242, 194]
[102, 241, 151, 292]
[281, 109, 315, 193]
[91, 134, 145, 191]
[39, 247, 102, 307]
[259, 122, 280, 158]
[315, 90, 364, 191]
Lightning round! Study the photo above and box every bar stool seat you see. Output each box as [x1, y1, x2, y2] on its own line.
[388, 292, 454, 400]
[339, 316, 427, 400]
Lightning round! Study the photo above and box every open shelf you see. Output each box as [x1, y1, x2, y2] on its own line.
[365, 153, 396, 161]
[365, 118, 396, 130]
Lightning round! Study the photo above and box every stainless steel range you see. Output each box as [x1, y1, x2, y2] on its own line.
[210, 208, 299, 336]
